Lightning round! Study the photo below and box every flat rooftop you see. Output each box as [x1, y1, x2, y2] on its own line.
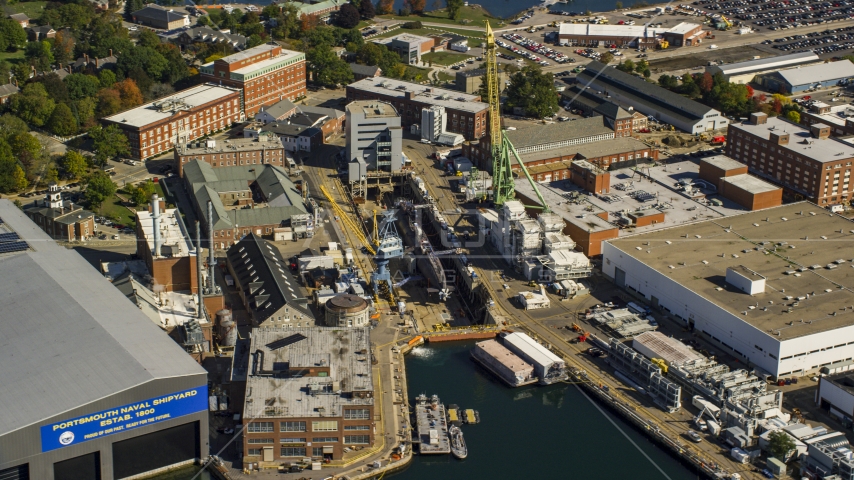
[515, 158, 748, 235]
[805, 103, 854, 128]
[137, 208, 195, 258]
[607, 202, 854, 340]
[722, 173, 781, 194]
[475, 340, 534, 374]
[558, 23, 668, 38]
[176, 134, 283, 156]
[104, 84, 239, 128]
[347, 100, 399, 118]
[231, 48, 304, 75]
[713, 51, 819, 76]
[347, 78, 488, 114]
[731, 116, 854, 163]
[0, 200, 205, 436]
[245, 327, 373, 419]
[701, 154, 746, 171]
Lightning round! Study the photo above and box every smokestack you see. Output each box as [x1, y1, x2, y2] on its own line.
[207, 200, 215, 290]
[196, 221, 204, 320]
[151, 194, 162, 257]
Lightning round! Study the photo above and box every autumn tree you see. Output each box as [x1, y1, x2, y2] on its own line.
[377, 0, 394, 15]
[405, 0, 426, 13]
[52, 30, 76, 66]
[114, 78, 144, 109]
[60, 151, 89, 180]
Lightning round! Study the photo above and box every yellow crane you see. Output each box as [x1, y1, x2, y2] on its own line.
[319, 184, 376, 255]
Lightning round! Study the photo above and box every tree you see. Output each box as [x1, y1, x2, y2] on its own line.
[9, 132, 43, 171]
[89, 125, 130, 164]
[37, 73, 70, 104]
[599, 52, 614, 64]
[505, 66, 559, 119]
[96, 88, 123, 117]
[402, 21, 422, 29]
[130, 179, 156, 206]
[359, 0, 375, 19]
[334, 3, 361, 28]
[25, 41, 55, 72]
[137, 29, 161, 48]
[377, 0, 394, 15]
[447, 0, 464, 20]
[615, 59, 635, 73]
[149, 82, 175, 100]
[65, 73, 101, 101]
[52, 30, 76, 66]
[0, 114, 29, 142]
[786, 110, 801, 124]
[307, 44, 354, 87]
[73, 97, 98, 129]
[0, 18, 27, 51]
[768, 431, 796, 461]
[698, 71, 714, 93]
[247, 34, 264, 48]
[155, 43, 190, 84]
[114, 78, 144, 109]
[405, 0, 426, 13]
[84, 170, 116, 210]
[99, 69, 117, 88]
[44, 163, 59, 185]
[61, 151, 88, 180]
[47, 103, 78, 137]
[642, 68, 651, 79]
[615, 0, 623, 8]
[116, 46, 168, 83]
[635, 59, 649, 73]
[8, 83, 56, 127]
[0, 139, 28, 193]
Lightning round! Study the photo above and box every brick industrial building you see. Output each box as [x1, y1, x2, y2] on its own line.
[182, 160, 312, 248]
[102, 84, 242, 160]
[174, 133, 286, 177]
[200, 43, 306, 117]
[698, 155, 783, 211]
[346, 77, 488, 141]
[241, 327, 374, 467]
[725, 112, 854, 206]
[799, 101, 854, 138]
[24, 184, 95, 242]
[135, 197, 198, 293]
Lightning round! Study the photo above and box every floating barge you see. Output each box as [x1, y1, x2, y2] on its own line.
[463, 409, 480, 425]
[413, 394, 450, 455]
[470, 339, 538, 387]
[447, 404, 461, 426]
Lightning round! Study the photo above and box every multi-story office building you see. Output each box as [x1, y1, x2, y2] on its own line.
[200, 43, 306, 117]
[102, 84, 242, 160]
[174, 134, 286, 177]
[725, 112, 854, 206]
[345, 101, 403, 181]
[346, 77, 488, 140]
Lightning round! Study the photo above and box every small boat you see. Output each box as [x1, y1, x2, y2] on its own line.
[449, 425, 467, 459]
[447, 404, 461, 426]
[463, 409, 480, 424]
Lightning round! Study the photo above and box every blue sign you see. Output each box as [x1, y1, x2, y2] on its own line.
[41, 386, 208, 452]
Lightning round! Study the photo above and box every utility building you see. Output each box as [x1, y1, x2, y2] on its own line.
[0, 200, 208, 480]
[602, 202, 854, 379]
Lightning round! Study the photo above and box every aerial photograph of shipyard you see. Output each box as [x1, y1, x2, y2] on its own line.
[11, 0, 854, 478]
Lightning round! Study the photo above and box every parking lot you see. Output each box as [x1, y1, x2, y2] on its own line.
[697, 0, 854, 30]
[767, 24, 854, 54]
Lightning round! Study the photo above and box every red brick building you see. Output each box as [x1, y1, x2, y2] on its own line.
[725, 112, 854, 206]
[570, 160, 611, 194]
[24, 184, 95, 242]
[699, 155, 783, 211]
[102, 84, 242, 160]
[200, 43, 306, 117]
[175, 133, 287, 177]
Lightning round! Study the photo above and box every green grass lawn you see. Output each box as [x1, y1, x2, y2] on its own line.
[0, 49, 25, 64]
[5, 1, 47, 21]
[97, 196, 138, 228]
[380, 5, 501, 26]
[402, 66, 430, 82]
[427, 26, 488, 40]
[422, 51, 470, 66]
[437, 71, 455, 83]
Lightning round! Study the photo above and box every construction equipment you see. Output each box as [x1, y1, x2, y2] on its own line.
[320, 184, 375, 255]
[658, 40, 669, 49]
[372, 209, 404, 303]
[651, 358, 668, 375]
[485, 21, 514, 207]
[484, 21, 552, 213]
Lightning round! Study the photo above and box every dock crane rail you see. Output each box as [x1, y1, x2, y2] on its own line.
[319, 184, 376, 255]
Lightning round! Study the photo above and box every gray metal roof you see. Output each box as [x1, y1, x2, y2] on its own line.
[183, 161, 307, 230]
[226, 233, 312, 324]
[132, 4, 187, 23]
[593, 102, 632, 120]
[577, 61, 717, 124]
[0, 201, 205, 436]
[349, 63, 381, 77]
[0, 83, 20, 98]
[505, 117, 612, 150]
[258, 98, 297, 120]
[711, 51, 819, 76]
[766, 60, 854, 88]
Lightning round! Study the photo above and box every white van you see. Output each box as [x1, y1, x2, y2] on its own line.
[627, 302, 650, 315]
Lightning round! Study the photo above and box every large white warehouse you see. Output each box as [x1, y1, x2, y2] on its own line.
[602, 202, 854, 379]
[502, 332, 566, 384]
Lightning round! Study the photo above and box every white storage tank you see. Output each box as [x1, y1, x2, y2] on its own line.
[325, 293, 371, 327]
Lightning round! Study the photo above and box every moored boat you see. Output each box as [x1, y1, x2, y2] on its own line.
[449, 425, 467, 459]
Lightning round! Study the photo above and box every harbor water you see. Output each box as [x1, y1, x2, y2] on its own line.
[149, 465, 212, 480]
[396, 342, 697, 480]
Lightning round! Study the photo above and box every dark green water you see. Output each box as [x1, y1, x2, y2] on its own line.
[149, 465, 212, 480]
[395, 342, 699, 480]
